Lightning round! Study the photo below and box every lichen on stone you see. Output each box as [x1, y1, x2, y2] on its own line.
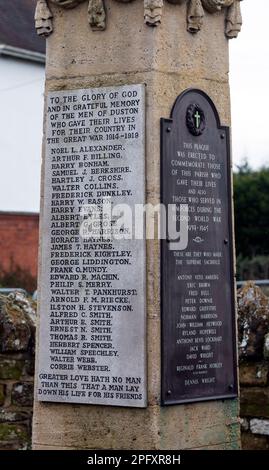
[237, 282, 269, 360]
[0, 292, 36, 353]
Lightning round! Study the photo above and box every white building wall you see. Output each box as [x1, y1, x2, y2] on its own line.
[0, 56, 44, 212]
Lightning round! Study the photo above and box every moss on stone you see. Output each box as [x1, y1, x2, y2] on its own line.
[0, 359, 24, 380]
[0, 423, 29, 443]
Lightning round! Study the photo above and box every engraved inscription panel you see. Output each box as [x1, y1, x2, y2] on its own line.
[37, 84, 147, 407]
[161, 89, 238, 405]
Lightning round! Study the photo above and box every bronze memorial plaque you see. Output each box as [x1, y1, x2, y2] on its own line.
[161, 89, 238, 405]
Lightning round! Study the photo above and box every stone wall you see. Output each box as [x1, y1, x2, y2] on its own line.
[238, 282, 269, 450]
[1, 283, 269, 450]
[0, 293, 36, 450]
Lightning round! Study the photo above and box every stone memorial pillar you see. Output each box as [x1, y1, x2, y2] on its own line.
[33, 0, 243, 450]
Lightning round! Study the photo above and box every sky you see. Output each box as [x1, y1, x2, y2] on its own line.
[230, 0, 269, 169]
[0, 1, 268, 212]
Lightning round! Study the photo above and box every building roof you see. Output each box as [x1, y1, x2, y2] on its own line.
[0, 0, 45, 56]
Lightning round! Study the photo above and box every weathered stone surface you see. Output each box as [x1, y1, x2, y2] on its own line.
[0, 423, 29, 449]
[239, 362, 269, 387]
[0, 358, 24, 380]
[241, 431, 269, 451]
[264, 333, 269, 360]
[250, 419, 269, 436]
[226, 0, 242, 39]
[0, 384, 5, 406]
[240, 418, 249, 432]
[144, 0, 163, 26]
[45, 3, 230, 82]
[238, 282, 269, 360]
[0, 410, 31, 424]
[0, 442, 27, 450]
[33, 400, 240, 450]
[35, 0, 53, 36]
[11, 383, 34, 407]
[0, 306, 30, 353]
[241, 387, 269, 418]
[0, 292, 36, 353]
[238, 286, 269, 450]
[35, 0, 242, 38]
[23, 359, 35, 377]
[201, 0, 233, 13]
[51, 0, 84, 5]
[0, 297, 35, 449]
[187, 0, 204, 33]
[88, 0, 106, 30]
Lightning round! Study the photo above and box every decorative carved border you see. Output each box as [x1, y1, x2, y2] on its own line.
[35, 0, 242, 39]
